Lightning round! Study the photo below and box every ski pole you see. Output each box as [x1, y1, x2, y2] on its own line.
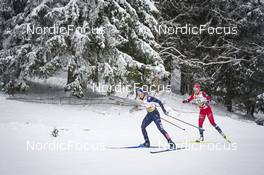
[166, 114, 205, 131]
[160, 117, 185, 131]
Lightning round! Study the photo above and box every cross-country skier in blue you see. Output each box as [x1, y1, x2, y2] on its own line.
[135, 88, 176, 149]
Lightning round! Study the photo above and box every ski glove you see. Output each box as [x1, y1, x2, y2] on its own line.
[164, 111, 169, 116]
[182, 100, 189, 103]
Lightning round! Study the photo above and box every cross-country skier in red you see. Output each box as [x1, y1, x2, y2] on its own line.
[182, 83, 230, 142]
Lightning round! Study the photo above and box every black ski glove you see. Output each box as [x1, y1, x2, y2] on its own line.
[164, 111, 169, 116]
[182, 100, 189, 103]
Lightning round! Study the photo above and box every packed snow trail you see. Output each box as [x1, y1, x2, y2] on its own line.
[0, 93, 263, 175]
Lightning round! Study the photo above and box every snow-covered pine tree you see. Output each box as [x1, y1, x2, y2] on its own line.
[156, 0, 264, 115]
[0, 0, 168, 97]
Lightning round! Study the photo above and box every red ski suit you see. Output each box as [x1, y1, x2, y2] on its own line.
[187, 91, 216, 128]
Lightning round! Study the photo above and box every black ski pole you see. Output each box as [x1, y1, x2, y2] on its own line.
[160, 117, 185, 131]
[166, 114, 205, 131]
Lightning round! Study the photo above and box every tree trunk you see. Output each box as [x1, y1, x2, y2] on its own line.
[180, 72, 192, 94]
[224, 96, 232, 112]
[245, 100, 256, 119]
[171, 68, 181, 94]
[67, 65, 74, 85]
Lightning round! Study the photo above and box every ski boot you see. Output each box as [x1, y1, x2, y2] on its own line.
[215, 125, 231, 143]
[195, 136, 204, 142]
[196, 128, 204, 142]
[141, 140, 150, 147]
[168, 139, 176, 149]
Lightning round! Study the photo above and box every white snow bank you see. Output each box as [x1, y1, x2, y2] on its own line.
[0, 93, 263, 175]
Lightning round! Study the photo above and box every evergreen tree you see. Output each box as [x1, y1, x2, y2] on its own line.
[0, 0, 168, 97]
[156, 0, 264, 116]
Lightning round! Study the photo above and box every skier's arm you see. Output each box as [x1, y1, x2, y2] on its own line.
[149, 96, 167, 114]
[202, 91, 211, 101]
[183, 92, 194, 103]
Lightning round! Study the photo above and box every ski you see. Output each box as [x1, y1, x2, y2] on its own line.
[107, 145, 163, 149]
[150, 147, 186, 154]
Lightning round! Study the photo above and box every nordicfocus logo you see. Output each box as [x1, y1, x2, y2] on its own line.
[156, 24, 238, 35]
[26, 24, 105, 35]
[158, 141, 238, 152]
[26, 140, 105, 152]
[91, 83, 171, 94]
[183, 142, 238, 151]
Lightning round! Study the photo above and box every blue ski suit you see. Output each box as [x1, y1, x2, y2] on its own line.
[140, 96, 171, 142]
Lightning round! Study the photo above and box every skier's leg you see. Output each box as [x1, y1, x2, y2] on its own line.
[207, 107, 224, 134]
[199, 110, 206, 128]
[152, 111, 176, 149]
[197, 109, 206, 141]
[215, 125, 223, 134]
[206, 107, 230, 142]
[141, 113, 153, 146]
[152, 112, 170, 140]
[206, 106, 217, 126]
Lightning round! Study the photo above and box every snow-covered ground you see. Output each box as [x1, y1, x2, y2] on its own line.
[0, 92, 263, 175]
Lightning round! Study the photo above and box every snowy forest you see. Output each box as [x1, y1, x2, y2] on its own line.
[0, 0, 264, 117]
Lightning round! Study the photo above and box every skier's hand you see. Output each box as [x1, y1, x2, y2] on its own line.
[164, 111, 169, 116]
[182, 100, 189, 103]
[203, 100, 211, 106]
